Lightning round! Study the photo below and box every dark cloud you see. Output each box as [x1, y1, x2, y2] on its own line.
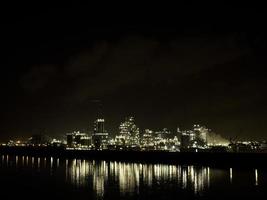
[65, 36, 158, 102]
[20, 34, 249, 102]
[1, 8, 267, 141]
[20, 65, 59, 92]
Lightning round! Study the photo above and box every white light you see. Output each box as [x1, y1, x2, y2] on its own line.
[255, 169, 258, 186]
[230, 168, 232, 183]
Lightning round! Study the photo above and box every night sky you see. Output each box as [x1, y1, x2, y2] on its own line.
[1, 4, 267, 141]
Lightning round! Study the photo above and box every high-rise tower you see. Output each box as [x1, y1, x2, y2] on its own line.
[92, 118, 109, 149]
[117, 116, 140, 147]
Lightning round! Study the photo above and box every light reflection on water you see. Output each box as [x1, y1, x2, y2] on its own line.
[230, 167, 233, 183]
[255, 169, 258, 186]
[0, 155, 263, 198]
[67, 160, 212, 197]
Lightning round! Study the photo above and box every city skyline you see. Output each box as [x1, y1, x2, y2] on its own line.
[2, 115, 257, 150]
[1, 6, 267, 141]
[0, 114, 229, 143]
[1, 4, 267, 199]
[1, 113, 266, 143]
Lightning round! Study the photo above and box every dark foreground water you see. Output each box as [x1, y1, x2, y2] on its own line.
[0, 155, 266, 199]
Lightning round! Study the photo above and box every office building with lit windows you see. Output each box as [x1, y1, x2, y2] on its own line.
[92, 118, 109, 149]
[66, 131, 91, 149]
[116, 116, 140, 147]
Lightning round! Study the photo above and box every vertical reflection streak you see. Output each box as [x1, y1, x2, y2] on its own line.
[44, 157, 47, 168]
[6, 155, 9, 167]
[37, 157, 40, 169]
[182, 168, 187, 189]
[1, 155, 4, 166]
[32, 157, 34, 168]
[230, 168, 232, 183]
[207, 167, 210, 188]
[15, 156, 18, 167]
[65, 159, 68, 182]
[255, 169, 258, 186]
[50, 157, 53, 175]
[22, 156, 24, 167]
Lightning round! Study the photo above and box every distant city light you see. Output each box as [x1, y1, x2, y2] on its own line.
[1, 116, 267, 154]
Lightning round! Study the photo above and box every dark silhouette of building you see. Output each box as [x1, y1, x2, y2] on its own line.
[28, 134, 51, 146]
[66, 131, 90, 148]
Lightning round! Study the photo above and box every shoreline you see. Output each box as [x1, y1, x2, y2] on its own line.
[1, 146, 267, 168]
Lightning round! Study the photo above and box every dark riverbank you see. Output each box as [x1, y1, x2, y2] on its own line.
[1, 146, 267, 168]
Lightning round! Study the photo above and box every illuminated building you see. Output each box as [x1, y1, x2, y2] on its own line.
[180, 125, 209, 151]
[229, 141, 260, 152]
[155, 128, 172, 139]
[153, 128, 179, 151]
[51, 138, 65, 147]
[117, 117, 140, 147]
[141, 129, 154, 149]
[260, 141, 267, 152]
[92, 118, 109, 150]
[154, 129, 167, 150]
[66, 131, 91, 149]
[3, 118, 230, 152]
[154, 134, 165, 150]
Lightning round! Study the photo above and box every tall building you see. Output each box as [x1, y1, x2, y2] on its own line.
[117, 116, 140, 147]
[141, 129, 154, 148]
[92, 118, 109, 150]
[94, 118, 105, 133]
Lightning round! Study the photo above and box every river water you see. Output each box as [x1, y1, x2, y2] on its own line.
[0, 154, 266, 199]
